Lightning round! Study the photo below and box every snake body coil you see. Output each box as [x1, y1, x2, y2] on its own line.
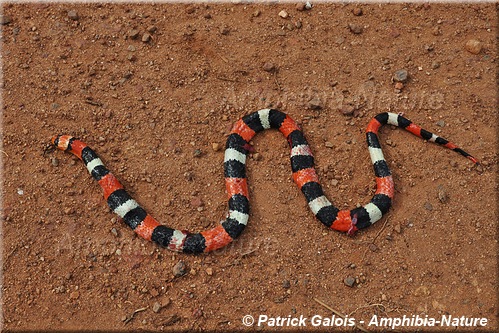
[52, 109, 478, 254]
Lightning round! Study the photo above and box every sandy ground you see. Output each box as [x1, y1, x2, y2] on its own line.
[1, 2, 497, 332]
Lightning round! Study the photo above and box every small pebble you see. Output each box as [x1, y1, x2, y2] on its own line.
[344, 276, 356, 287]
[437, 185, 448, 203]
[262, 62, 276, 73]
[325, 141, 334, 148]
[193, 149, 202, 157]
[190, 196, 204, 208]
[348, 23, 363, 34]
[147, 25, 157, 33]
[252, 152, 262, 161]
[206, 267, 213, 276]
[296, 3, 306, 11]
[111, 227, 118, 237]
[394, 82, 404, 90]
[278, 10, 289, 19]
[465, 39, 482, 55]
[69, 291, 80, 300]
[394, 223, 401, 234]
[340, 104, 355, 116]
[305, 1, 313, 10]
[219, 26, 230, 35]
[436, 120, 445, 127]
[352, 7, 363, 16]
[67, 10, 79, 21]
[393, 69, 409, 83]
[282, 280, 291, 289]
[51, 157, 59, 167]
[211, 143, 221, 152]
[308, 97, 323, 110]
[152, 302, 162, 313]
[424, 202, 433, 211]
[253, 10, 261, 17]
[142, 33, 152, 43]
[129, 29, 140, 39]
[431, 61, 440, 69]
[0, 15, 12, 25]
[173, 260, 187, 277]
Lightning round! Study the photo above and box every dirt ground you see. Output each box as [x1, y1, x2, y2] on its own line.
[0, 2, 497, 332]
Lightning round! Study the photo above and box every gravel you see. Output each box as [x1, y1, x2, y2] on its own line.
[0, 14, 12, 25]
[393, 69, 409, 82]
[173, 260, 187, 277]
[465, 39, 482, 54]
[67, 10, 79, 21]
[308, 97, 323, 110]
[348, 23, 363, 34]
[344, 276, 356, 287]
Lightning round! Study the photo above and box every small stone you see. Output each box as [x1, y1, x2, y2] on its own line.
[110, 228, 118, 237]
[219, 26, 230, 35]
[173, 260, 187, 277]
[142, 33, 152, 43]
[190, 196, 204, 208]
[325, 142, 334, 148]
[278, 10, 289, 19]
[352, 7, 363, 16]
[308, 97, 323, 110]
[344, 276, 356, 287]
[295, 21, 302, 29]
[393, 69, 409, 83]
[129, 29, 140, 39]
[147, 25, 157, 33]
[51, 157, 59, 167]
[414, 285, 431, 297]
[339, 104, 355, 116]
[436, 120, 445, 127]
[282, 280, 291, 289]
[348, 23, 363, 34]
[394, 223, 401, 234]
[252, 152, 262, 161]
[305, 1, 313, 10]
[193, 149, 202, 157]
[262, 62, 276, 73]
[67, 10, 79, 21]
[432, 300, 446, 311]
[0, 15, 12, 25]
[253, 10, 261, 17]
[394, 82, 404, 90]
[424, 202, 433, 211]
[211, 143, 221, 152]
[295, 3, 306, 11]
[161, 297, 171, 308]
[152, 302, 162, 313]
[205, 267, 213, 276]
[431, 61, 441, 69]
[437, 185, 448, 203]
[69, 291, 80, 299]
[465, 39, 482, 55]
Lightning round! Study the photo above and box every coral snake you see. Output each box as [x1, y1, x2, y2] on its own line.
[51, 109, 478, 254]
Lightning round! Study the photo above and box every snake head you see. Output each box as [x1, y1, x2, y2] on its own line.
[347, 214, 358, 236]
